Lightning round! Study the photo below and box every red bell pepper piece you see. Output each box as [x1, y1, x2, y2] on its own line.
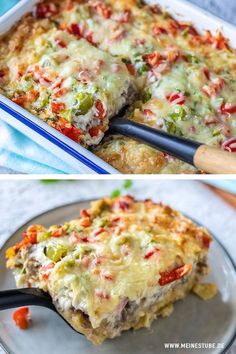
[159, 264, 191, 286]
[12, 307, 30, 330]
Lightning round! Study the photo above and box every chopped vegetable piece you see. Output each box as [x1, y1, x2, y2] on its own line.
[118, 200, 130, 210]
[203, 78, 224, 97]
[167, 92, 186, 105]
[89, 126, 101, 137]
[86, 32, 96, 45]
[123, 180, 133, 189]
[95, 289, 110, 299]
[36, 3, 57, 18]
[111, 189, 121, 197]
[102, 272, 114, 281]
[56, 38, 67, 48]
[95, 100, 106, 119]
[144, 109, 154, 116]
[166, 121, 183, 135]
[126, 63, 136, 76]
[80, 217, 91, 227]
[117, 10, 131, 23]
[80, 209, 90, 218]
[50, 226, 64, 237]
[186, 54, 200, 64]
[201, 235, 212, 248]
[6, 247, 15, 259]
[222, 138, 236, 153]
[94, 228, 106, 236]
[192, 283, 218, 300]
[203, 68, 210, 80]
[153, 26, 167, 36]
[144, 52, 162, 67]
[55, 88, 67, 98]
[0, 69, 5, 78]
[142, 90, 152, 103]
[40, 180, 60, 184]
[144, 248, 160, 259]
[169, 106, 187, 121]
[61, 126, 82, 142]
[214, 31, 229, 50]
[51, 102, 66, 113]
[220, 103, 236, 115]
[12, 96, 26, 106]
[159, 264, 192, 286]
[137, 64, 149, 75]
[13, 225, 45, 251]
[92, 2, 112, 19]
[40, 263, 55, 280]
[37, 231, 50, 243]
[45, 244, 67, 262]
[69, 23, 82, 38]
[76, 92, 94, 115]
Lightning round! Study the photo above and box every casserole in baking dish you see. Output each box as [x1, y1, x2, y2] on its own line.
[0, 0, 236, 173]
[6, 196, 216, 344]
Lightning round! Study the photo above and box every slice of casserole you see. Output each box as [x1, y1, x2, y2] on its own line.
[6, 196, 213, 344]
[0, 22, 136, 147]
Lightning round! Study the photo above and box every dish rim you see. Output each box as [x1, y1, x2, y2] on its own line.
[0, 198, 235, 354]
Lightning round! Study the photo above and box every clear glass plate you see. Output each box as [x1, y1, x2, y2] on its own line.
[0, 201, 235, 354]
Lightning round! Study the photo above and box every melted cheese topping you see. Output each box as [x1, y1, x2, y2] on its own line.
[6, 196, 212, 327]
[1, 0, 236, 171]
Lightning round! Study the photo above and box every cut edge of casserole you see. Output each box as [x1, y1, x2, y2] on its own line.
[57, 260, 209, 344]
[6, 196, 216, 344]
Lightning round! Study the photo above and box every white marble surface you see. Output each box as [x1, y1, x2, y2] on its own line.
[0, 180, 235, 353]
[0, 0, 236, 174]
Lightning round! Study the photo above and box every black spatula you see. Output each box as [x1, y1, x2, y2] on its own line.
[0, 288, 82, 334]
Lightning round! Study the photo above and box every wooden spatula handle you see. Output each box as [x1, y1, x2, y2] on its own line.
[194, 145, 236, 174]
